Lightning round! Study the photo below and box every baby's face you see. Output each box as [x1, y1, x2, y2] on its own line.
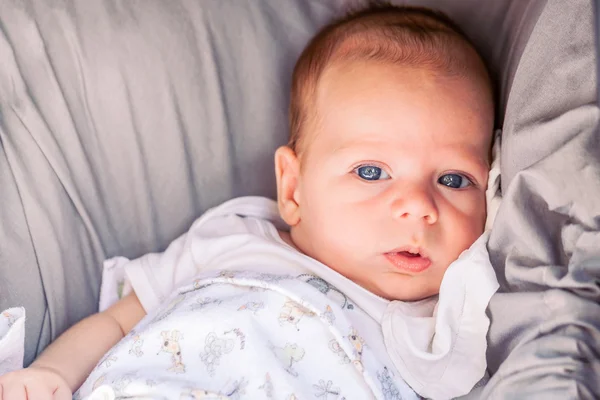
[288, 61, 493, 301]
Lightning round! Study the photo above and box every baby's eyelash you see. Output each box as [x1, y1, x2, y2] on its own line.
[352, 163, 392, 181]
[351, 162, 389, 173]
[439, 172, 479, 189]
[457, 173, 479, 188]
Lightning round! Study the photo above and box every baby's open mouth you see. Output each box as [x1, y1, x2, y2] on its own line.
[399, 251, 421, 258]
[384, 250, 431, 273]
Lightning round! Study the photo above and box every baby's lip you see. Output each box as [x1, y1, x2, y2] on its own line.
[383, 250, 432, 273]
[386, 245, 428, 259]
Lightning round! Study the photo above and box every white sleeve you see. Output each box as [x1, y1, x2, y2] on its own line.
[98, 256, 132, 312]
[122, 209, 255, 312]
[99, 230, 197, 313]
[123, 231, 195, 313]
[100, 200, 263, 313]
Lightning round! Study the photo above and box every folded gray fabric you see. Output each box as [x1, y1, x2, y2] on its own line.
[483, 0, 600, 397]
[0, 0, 342, 367]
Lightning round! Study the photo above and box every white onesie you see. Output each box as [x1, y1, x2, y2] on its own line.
[75, 196, 498, 400]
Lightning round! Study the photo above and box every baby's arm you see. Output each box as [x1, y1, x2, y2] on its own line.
[0, 292, 146, 399]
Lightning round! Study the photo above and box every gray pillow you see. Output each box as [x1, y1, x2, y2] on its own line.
[482, 0, 600, 397]
[0, 0, 546, 373]
[0, 0, 340, 367]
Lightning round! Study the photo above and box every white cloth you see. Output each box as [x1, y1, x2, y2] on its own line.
[485, 129, 502, 231]
[92, 197, 498, 399]
[0, 308, 26, 376]
[383, 232, 498, 399]
[79, 268, 419, 400]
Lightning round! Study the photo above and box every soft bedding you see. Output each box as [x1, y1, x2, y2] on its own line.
[480, 0, 600, 397]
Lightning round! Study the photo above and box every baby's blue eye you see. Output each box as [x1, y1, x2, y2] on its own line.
[438, 173, 471, 189]
[355, 165, 390, 181]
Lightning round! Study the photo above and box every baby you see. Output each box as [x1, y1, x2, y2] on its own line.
[0, 3, 495, 400]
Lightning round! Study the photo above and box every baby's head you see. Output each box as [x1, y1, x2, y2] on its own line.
[275, 3, 494, 301]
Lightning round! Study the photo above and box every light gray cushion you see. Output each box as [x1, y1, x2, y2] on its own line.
[482, 0, 600, 397]
[0, 0, 342, 367]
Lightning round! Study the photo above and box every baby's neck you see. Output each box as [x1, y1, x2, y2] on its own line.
[277, 229, 299, 250]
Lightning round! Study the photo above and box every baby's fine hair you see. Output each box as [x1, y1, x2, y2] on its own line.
[288, 1, 490, 154]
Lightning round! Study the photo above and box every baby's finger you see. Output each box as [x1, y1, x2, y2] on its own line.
[0, 382, 27, 400]
[24, 380, 53, 400]
[52, 383, 72, 400]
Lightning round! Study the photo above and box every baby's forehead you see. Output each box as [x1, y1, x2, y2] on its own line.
[290, 6, 494, 158]
[325, 30, 486, 85]
[315, 32, 492, 111]
[306, 60, 494, 161]
[312, 50, 492, 123]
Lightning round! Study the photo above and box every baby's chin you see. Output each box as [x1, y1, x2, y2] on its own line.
[381, 290, 440, 303]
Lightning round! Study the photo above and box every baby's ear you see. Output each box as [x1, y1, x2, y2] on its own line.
[274, 146, 301, 226]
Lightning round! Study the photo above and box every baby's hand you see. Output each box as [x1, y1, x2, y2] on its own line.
[0, 366, 71, 400]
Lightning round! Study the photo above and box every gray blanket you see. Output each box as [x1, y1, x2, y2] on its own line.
[482, 0, 600, 396]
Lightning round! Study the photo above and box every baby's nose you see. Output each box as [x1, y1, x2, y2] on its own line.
[390, 184, 438, 224]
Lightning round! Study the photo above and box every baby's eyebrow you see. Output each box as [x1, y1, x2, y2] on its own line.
[453, 154, 490, 181]
[329, 139, 390, 155]
[431, 145, 489, 176]
[330, 141, 371, 154]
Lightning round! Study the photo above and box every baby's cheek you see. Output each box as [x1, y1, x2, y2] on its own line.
[442, 211, 481, 259]
[454, 193, 487, 234]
